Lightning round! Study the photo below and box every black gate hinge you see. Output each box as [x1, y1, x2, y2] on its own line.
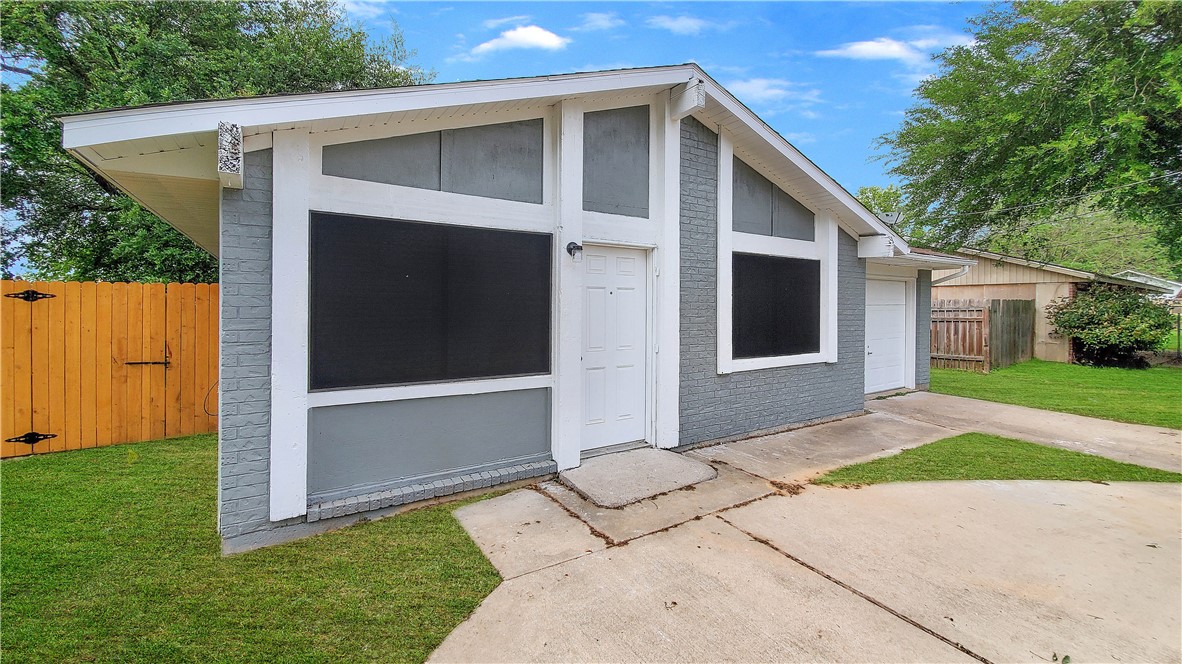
[4, 289, 55, 303]
[5, 431, 57, 446]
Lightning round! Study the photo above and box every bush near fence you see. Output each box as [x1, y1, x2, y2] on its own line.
[1, 280, 219, 458]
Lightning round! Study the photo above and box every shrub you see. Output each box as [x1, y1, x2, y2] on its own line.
[1046, 284, 1174, 367]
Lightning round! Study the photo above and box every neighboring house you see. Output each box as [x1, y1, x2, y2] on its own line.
[1113, 270, 1182, 301]
[931, 249, 1170, 363]
[61, 64, 970, 550]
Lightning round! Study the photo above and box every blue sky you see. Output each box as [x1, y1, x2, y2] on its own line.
[347, 1, 986, 191]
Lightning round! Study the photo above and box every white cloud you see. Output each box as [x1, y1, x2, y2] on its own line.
[573, 12, 624, 31]
[342, 0, 391, 20]
[783, 132, 816, 144]
[816, 37, 927, 66]
[647, 15, 715, 36]
[483, 15, 531, 30]
[727, 78, 822, 105]
[465, 25, 571, 58]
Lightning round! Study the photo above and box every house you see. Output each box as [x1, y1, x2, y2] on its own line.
[60, 64, 971, 550]
[1112, 270, 1182, 301]
[931, 249, 1170, 363]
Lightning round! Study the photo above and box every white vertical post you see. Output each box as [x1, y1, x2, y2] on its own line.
[269, 128, 311, 520]
[820, 211, 840, 363]
[553, 100, 585, 470]
[654, 91, 681, 448]
[716, 130, 734, 375]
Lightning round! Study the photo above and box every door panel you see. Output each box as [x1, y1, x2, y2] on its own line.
[865, 279, 909, 393]
[582, 247, 648, 450]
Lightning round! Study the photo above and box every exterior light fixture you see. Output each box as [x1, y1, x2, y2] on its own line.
[566, 242, 584, 261]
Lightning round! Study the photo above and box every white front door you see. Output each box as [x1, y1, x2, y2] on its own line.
[865, 279, 910, 393]
[582, 246, 648, 451]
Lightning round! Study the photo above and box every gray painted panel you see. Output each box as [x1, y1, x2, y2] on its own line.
[583, 105, 650, 218]
[734, 156, 815, 240]
[307, 388, 552, 501]
[772, 187, 815, 241]
[322, 131, 441, 190]
[916, 271, 932, 387]
[680, 117, 866, 446]
[441, 119, 543, 203]
[732, 157, 772, 235]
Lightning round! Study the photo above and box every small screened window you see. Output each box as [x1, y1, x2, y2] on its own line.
[732, 157, 814, 241]
[309, 212, 552, 390]
[732, 253, 821, 359]
[583, 105, 650, 218]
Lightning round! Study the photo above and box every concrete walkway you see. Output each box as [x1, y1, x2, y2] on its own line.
[432, 398, 1182, 663]
[869, 391, 1182, 472]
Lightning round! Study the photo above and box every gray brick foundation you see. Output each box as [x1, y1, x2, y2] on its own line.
[677, 117, 867, 446]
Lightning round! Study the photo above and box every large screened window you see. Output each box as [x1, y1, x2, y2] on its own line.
[309, 212, 552, 390]
[732, 254, 821, 358]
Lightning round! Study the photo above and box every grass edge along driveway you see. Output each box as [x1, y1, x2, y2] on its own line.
[814, 432, 1182, 486]
[930, 359, 1182, 430]
[1, 434, 501, 663]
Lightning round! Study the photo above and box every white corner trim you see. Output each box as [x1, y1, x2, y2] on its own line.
[655, 90, 681, 449]
[269, 128, 311, 521]
[716, 130, 735, 375]
[553, 99, 585, 471]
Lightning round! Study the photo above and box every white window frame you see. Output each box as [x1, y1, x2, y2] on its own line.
[716, 130, 839, 374]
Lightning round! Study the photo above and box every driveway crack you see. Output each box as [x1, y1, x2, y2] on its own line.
[716, 514, 994, 664]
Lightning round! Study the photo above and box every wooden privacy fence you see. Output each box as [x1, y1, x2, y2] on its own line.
[1, 280, 219, 458]
[930, 299, 1035, 373]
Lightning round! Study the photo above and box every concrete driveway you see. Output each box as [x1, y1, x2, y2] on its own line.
[431, 395, 1182, 663]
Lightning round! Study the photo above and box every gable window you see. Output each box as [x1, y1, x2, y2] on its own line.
[717, 138, 838, 373]
[309, 212, 552, 390]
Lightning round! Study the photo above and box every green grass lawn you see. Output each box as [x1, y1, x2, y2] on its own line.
[1, 435, 501, 663]
[930, 359, 1182, 429]
[814, 432, 1182, 486]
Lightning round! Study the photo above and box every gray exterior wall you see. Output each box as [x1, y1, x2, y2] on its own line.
[307, 389, 551, 502]
[583, 105, 650, 218]
[219, 149, 296, 540]
[678, 117, 866, 446]
[916, 270, 932, 388]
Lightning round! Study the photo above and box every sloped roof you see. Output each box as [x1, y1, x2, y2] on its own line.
[60, 63, 917, 259]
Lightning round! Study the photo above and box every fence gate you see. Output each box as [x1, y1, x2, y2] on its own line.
[930, 298, 1034, 373]
[1, 280, 219, 458]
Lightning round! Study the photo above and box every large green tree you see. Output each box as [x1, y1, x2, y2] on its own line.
[878, 1, 1182, 259]
[1, 1, 430, 282]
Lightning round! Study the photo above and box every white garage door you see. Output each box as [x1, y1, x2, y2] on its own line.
[865, 279, 911, 394]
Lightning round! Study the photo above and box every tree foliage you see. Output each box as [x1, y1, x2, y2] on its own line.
[1, 1, 431, 282]
[854, 184, 904, 216]
[1046, 284, 1174, 367]
[985, 209, 1182, 279]
[878, 1, 1182, 259]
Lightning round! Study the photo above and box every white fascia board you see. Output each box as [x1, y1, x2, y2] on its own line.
[695, 74, 909, 252]
[60, 66, 696, 150]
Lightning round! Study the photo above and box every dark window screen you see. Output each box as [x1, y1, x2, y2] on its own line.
[309, 212, 552, 390]
[732, 253, 821, 359]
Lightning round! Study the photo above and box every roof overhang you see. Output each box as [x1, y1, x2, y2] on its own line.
[954, 249, 1171, 293]
[61, 64, 914, 258]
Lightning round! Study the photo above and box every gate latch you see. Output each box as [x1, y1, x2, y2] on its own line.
[5, 431, 57, 446]
[4, 289, 55, 303]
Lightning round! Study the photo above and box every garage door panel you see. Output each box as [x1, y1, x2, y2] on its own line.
[865, 279, 911, 394]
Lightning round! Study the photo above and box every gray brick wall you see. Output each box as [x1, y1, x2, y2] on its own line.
[218, 149, 298, 539]
[915, 270, 932, 388]
[678, 117, 866, 446]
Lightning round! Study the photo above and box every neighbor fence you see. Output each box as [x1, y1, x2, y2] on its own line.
[930, 299, 1035, 373]
[1, 280, 219, 458]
